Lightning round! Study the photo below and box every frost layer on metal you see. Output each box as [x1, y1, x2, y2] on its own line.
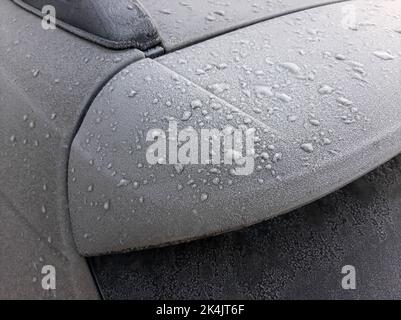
[139, 0, 344, 51]
[69, 0, 401, 256]
[0, 0, 143, 297]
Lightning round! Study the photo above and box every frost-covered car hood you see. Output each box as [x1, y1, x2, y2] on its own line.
[68, 0, 401, 256]
[141, 0, 345, 51]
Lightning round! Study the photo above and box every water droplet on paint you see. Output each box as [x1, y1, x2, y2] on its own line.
[301, 143, 314, 153]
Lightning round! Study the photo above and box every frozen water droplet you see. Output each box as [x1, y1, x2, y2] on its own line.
[255, 85, 273, 98]
[117, 179, 131, 187]
[32, 69, 40, 77]
[318, 85, 334, 94]
[128, 90, 138, 98]
[243, 117, 252, 124]
[322, 137, 332, 145]
[208, 83, 230, 94]
[301, 143, 314, 153]
[335, 54, 346, 60]
[276, 93, 292, 103]
[190, 99, 202, 109]
[272, 152, 283, 163]
[337, 97, 353, 106]
[159, 9, 172, 14]
[279, 62, 301, 75]
[104, 200, 110, 211]
[373, 51, 395, 60]
[206, 15, 216, 21]
[214, 10, 225, 16]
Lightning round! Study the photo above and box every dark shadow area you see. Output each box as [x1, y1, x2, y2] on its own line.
[90, 155, 401, 299]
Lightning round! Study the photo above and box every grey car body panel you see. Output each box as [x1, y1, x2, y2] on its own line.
[69, 0, 401, 256]
[0, 0, 144, 298]
[13, 0, 346, 53]
[91, 154, 401, 299]
[139, 0, 347, 51]
[13, 0, 161, 50]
